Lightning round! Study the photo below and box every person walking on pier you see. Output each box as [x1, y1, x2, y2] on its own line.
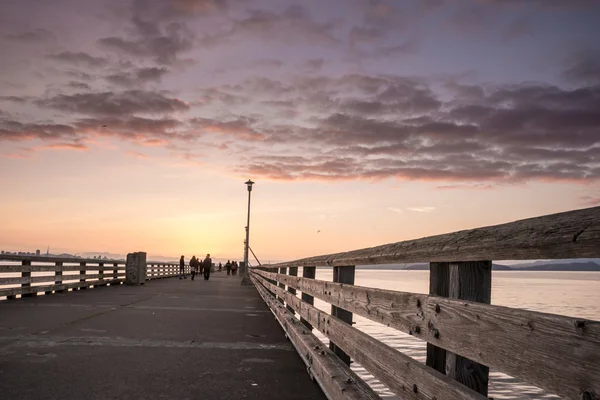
[179, 255, 187, 279]
[231, 261, 238, 276]
[203, 254, 212, 280]
[218, 262, 222, 272]
[190, 255, 198, 281]
[225, 260, 231, 275]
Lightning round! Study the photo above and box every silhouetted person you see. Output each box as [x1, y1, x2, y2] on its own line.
[190, 255, 198, 280]
[218, 262, 222, 272]
[231, 261, 238, 276]
[179, 255, 187, 279]
[203, 254, 212, 280]
[225, 260, 231, 275]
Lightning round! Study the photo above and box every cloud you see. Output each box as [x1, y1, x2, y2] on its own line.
[5, 29, 55, 43]
[44, 142, 89, 151]
[48, 51, 109, 68]
[220, 75, 600, 184]
[0, 119, 77, 142]
[407, 206, 436, 213]
[252, 59, 284, 69]
[436, 183, 494, 190]
[98, 10, 194, 65]
[562, 50, 600, 85]
[67, 81, 92, 90]
[105, 67, 169, 87]
[388, 207, 403, 214]
[35, 90, 189, 117]
[197, 5, 340, 48]
[190, 117, 266, 141]
[125, 150, 148, 159]
[305, 58, 324, 72]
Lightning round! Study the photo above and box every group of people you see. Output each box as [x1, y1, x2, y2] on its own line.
[224, 260, 239, 276]
[178, 255, 240, 280]
[179, 254, 212, 281]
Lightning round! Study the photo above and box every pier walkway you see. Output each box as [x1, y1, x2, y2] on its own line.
[0, 273, 326, 400]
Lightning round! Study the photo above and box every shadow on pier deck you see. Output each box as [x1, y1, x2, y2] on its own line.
[0, 274, 326, 400]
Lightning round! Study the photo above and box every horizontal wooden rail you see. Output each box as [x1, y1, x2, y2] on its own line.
[0, 265, 126, 272]
[253, 272, 488, 400]
[0, 254, 124, 263]
[251, 274, 381, 400]
[260, 206, 600, 268]
[0, 280, 124, 298]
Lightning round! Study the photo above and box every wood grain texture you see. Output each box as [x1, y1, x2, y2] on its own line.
[255, 206, 600, 268]
[427, 262, 449, 374]
[445, 262, 491, 396]
[0, 279, 125, 297]
[301, 266, 316, 331]
[330, 266, 355, 366]
[251, 274, 381, 400]
[252, 269, 600, 400]
[253, 272, 487, 400]
[0, 265, 126, 272]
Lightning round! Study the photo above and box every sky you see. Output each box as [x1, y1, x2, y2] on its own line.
[1, 0, 599, 262]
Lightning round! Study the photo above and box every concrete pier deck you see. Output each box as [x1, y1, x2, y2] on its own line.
[0, 273, 326, 400]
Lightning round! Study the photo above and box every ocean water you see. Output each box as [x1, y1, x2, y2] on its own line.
[307, 269, 600, 399]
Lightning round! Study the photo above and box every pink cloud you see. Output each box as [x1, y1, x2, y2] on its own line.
[125, 150, 148, 159]
[44, 143, 89, 151]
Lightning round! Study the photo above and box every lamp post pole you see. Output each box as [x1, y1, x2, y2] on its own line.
[241, 179, 254, 285]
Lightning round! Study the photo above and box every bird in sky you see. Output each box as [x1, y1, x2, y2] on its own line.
[317, 230, 321, 233]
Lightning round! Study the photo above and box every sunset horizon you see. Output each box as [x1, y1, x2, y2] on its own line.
[2, 0, 599, 262]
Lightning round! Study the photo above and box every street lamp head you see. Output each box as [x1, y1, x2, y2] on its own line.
[245, 179, 255, 191]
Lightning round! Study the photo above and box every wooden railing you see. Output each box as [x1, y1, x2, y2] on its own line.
[250, 206, 600, 400]
[0, 254, 184, 298]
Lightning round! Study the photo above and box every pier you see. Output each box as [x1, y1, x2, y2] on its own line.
[1, 206, 600, 400]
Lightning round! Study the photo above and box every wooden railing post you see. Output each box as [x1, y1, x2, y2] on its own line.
[300, 266, 316, 330]
[55, 261, 65, 293]
[330, 265, 355, 366]
[278, 267, 286, 304]
[98, 262, 104, 286]
[20, 259, 33, 298]
[427, 262, 449, 374]
[427, 261, 492, 396]
[286, 266, 298, 314]
[79, 262, 87, 289]
[113, 262, 119, 284]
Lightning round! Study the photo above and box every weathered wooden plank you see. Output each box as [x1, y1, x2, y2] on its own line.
[330, 266, 354, 366]
[301, 266, 316, 331]
[251, 274, 381, 400]
[0, 279, 125, 297]
[445, 261, 491, 396]
[0, 265, 126, 272]
[0, 254, 125, 264]
[0, 274, 105, 285]
[287, 266, 298, 314]
[253, 273, 487, 400]
[251, 269, 600, 400]
[262, 206, 600, 268]
[427, 262, 449, 374]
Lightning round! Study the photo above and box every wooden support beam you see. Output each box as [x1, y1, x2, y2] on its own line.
[301, 266, 316, 331]
[445, 261, 491, 396]
[330, 265, 355, 366]
[426, 262, 449, 374]
[20, 260, 34, 298]
[278, 267, 286, 304]
[287, 266, 298, 314]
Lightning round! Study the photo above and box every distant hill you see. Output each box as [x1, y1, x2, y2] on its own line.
[517, 261, 600, 271]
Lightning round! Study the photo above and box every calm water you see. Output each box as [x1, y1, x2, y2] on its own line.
[309, 269, 600, 400]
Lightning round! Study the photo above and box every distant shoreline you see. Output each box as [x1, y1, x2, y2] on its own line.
[331, 261, 600, 272]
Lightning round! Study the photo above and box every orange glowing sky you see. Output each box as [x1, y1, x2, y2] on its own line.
[1, 0, 599, 262]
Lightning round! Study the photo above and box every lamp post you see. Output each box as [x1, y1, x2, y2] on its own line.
[241, 179, 254, 285]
